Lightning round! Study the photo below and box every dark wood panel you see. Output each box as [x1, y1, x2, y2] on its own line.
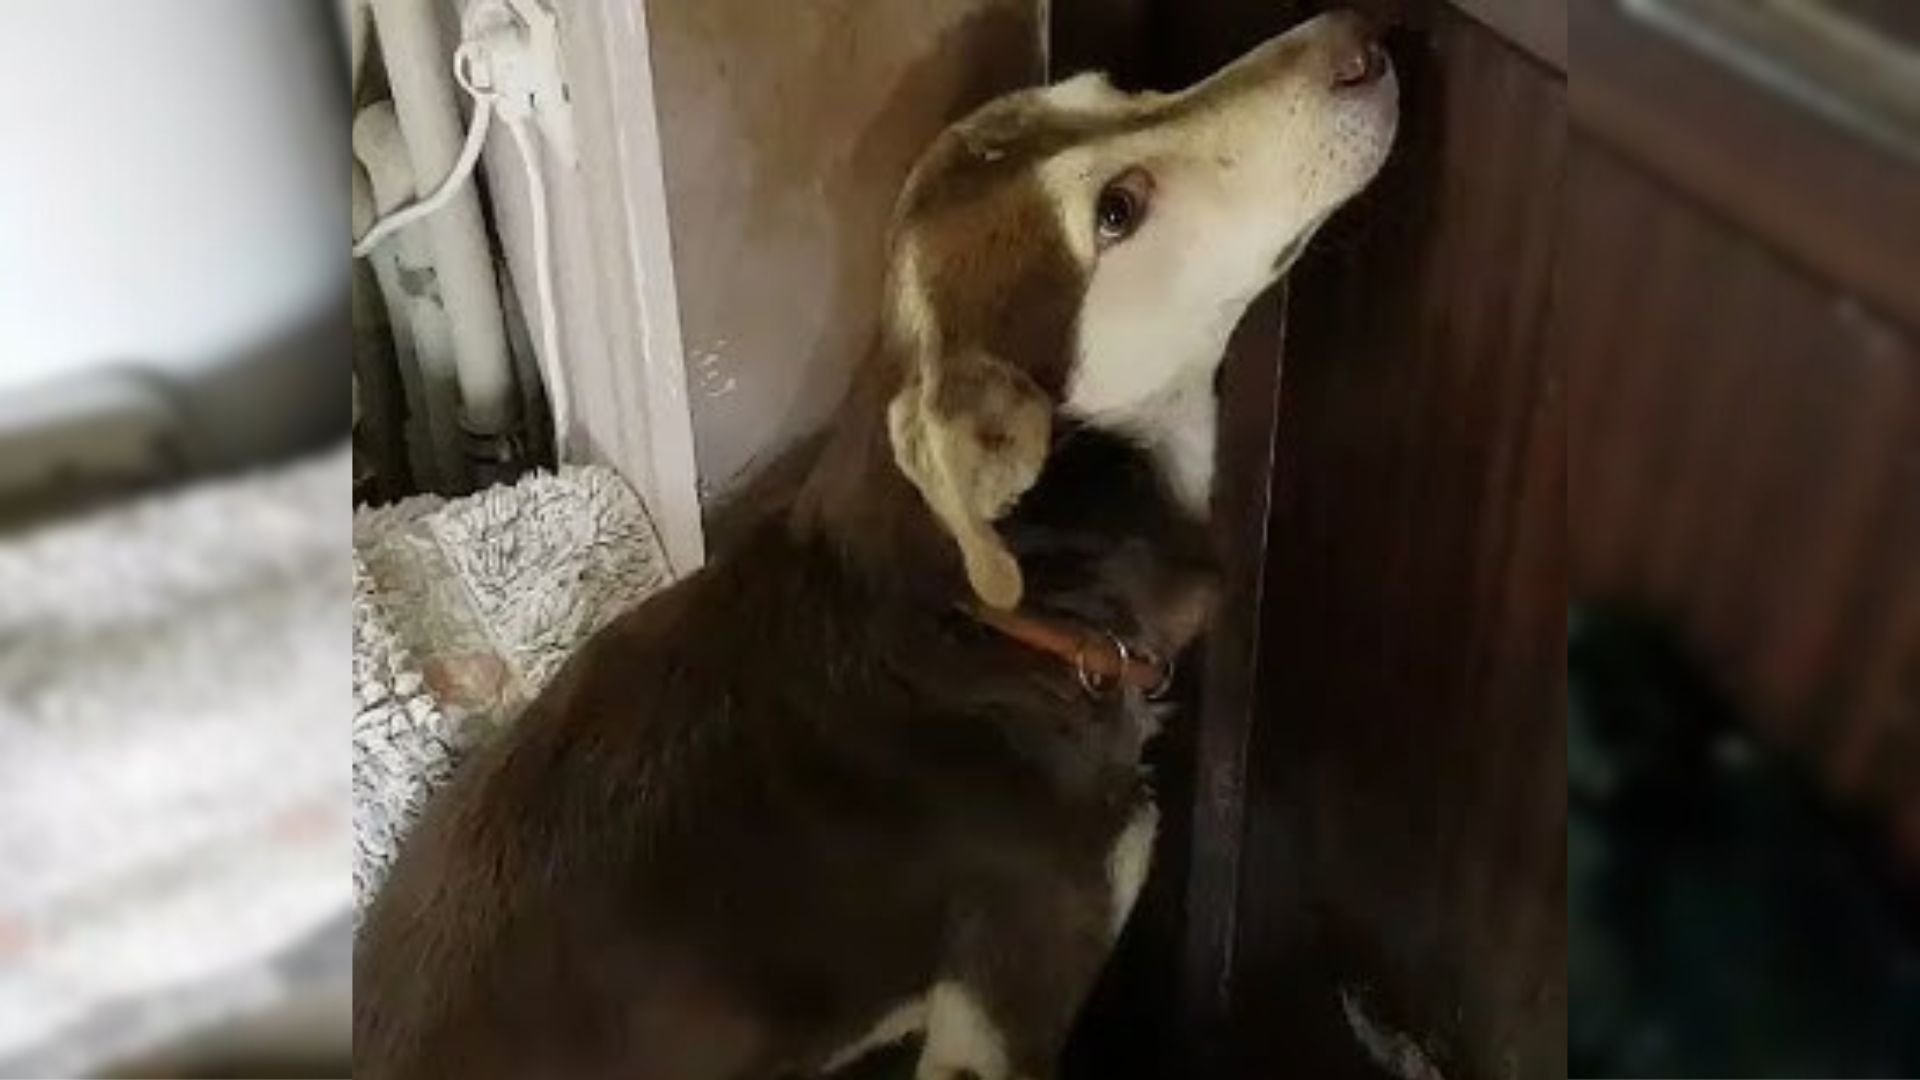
[1331, 0, 1563, 72]
[1050, 5, 1313, 1076]
[1833, 0, 1920, 41]
[1174, 295, 1294, 1076]
[1450, 0, 1565, 70]
[1228, 8, 1567, 1078]
[1571, 0, 1920, 331]
[1045, 0, 1154, 85]
[1060, 295, 1296, 1080]
[1564, 138, 1920, 858]
[1059, 3, 1572, 1075]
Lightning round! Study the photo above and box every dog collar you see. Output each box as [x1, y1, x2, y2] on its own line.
[966, 605, 1173, 699]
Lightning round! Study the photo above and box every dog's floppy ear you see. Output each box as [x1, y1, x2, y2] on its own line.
[888, 351, 1050, 609]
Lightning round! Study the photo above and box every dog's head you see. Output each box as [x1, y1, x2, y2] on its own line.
[882, 10, 1398, 608]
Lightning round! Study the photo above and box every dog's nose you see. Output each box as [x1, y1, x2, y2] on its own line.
[1331, 36, 1390, 88]
[1322, 10, 1389, 89]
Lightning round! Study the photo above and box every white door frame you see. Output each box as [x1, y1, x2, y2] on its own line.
[554, 0, 705, 575]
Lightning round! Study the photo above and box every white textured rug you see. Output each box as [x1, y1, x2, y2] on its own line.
[351, 465, 674, 914]
[0, 448, 352, 1078]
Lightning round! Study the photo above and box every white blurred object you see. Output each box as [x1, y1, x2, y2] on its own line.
[0, 1, 343, 396]
[0, 449, 352, 1076]
[0, 370, 189, 506]
[345, 0, 369, 91]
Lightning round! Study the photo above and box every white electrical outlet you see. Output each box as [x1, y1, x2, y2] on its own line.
[465, 0, 577, 168]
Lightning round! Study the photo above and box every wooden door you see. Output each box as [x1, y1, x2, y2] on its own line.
[1221, 5, 1567, 1077]
[1056, 2, 1570, 1077]
[1568, 0, 1920, 856]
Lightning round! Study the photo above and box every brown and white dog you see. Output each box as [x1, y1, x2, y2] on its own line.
[356, 11, 1397, 1079]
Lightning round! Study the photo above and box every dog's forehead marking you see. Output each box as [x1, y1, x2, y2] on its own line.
[923, 91, 1162, 270]
[902, 75, 1151, 228]
[1036, 71, 1127, 114]
[890, 23, 1388, 414]
[913, 24, 1325, 226]
[891, 122, 1092, 399]
[894, 67, 1280, 373]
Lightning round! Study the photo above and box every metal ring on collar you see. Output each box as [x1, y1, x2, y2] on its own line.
[1140, 648, 1175, 700]
[1073, 630, 1129, 697]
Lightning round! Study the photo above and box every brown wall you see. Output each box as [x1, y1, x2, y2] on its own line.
[644, 0, 1042, 503]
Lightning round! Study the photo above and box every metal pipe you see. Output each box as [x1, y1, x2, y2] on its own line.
[365, 0, 518, 446]
[355, 106, 470, 491]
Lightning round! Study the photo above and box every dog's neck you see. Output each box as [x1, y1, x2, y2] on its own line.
[997, 416, 1219, 660]
[788, 350, 959, 598]
[1074, 363, 1221, 520]
[787, 342, 1220, 660]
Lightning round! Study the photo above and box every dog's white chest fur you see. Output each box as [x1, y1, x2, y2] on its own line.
[1101, 365, 1219, 517]
[820, 803, 1160, 1079]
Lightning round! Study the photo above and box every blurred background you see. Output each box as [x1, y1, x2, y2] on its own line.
[0, 1, 346, 522]
[1562, 1, 1920, 1076]
[1, 0, 1915, 1077]
[0, 2, 351, 1077]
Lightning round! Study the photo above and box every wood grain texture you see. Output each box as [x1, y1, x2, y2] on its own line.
[1564, 139, 1920, 860]
[1052, 3, 1310, 1072]
[1060, 5, 1571, 1075]
[1449, 0, 1565, 70]
[1228, 9, 1568, 1078]
[1176, 296, 1293, 1075]
[1833, 0, 1920, 41]
[1571, 0, 1920, 330]
[1058, 297, 1295, 1080]
[1046, 0, 1155, 84]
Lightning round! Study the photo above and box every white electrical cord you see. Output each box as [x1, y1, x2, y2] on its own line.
[351, 43, 493, 259]
[352, 3, 572, 452]
[499, 111, 569, 447]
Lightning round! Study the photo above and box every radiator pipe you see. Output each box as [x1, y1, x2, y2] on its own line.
[365, 0, 519, 456]
[355, 105, 471, 491]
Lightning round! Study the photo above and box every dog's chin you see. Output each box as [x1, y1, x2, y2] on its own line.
[1265, 137, 1395, 281]
[1353, 89, 1401, 173]
[1322, 69, 1400, 192]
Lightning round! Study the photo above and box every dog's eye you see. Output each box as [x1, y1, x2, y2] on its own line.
[1096, 188, 1137, 240]
[1095, 169, 1152, 247]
